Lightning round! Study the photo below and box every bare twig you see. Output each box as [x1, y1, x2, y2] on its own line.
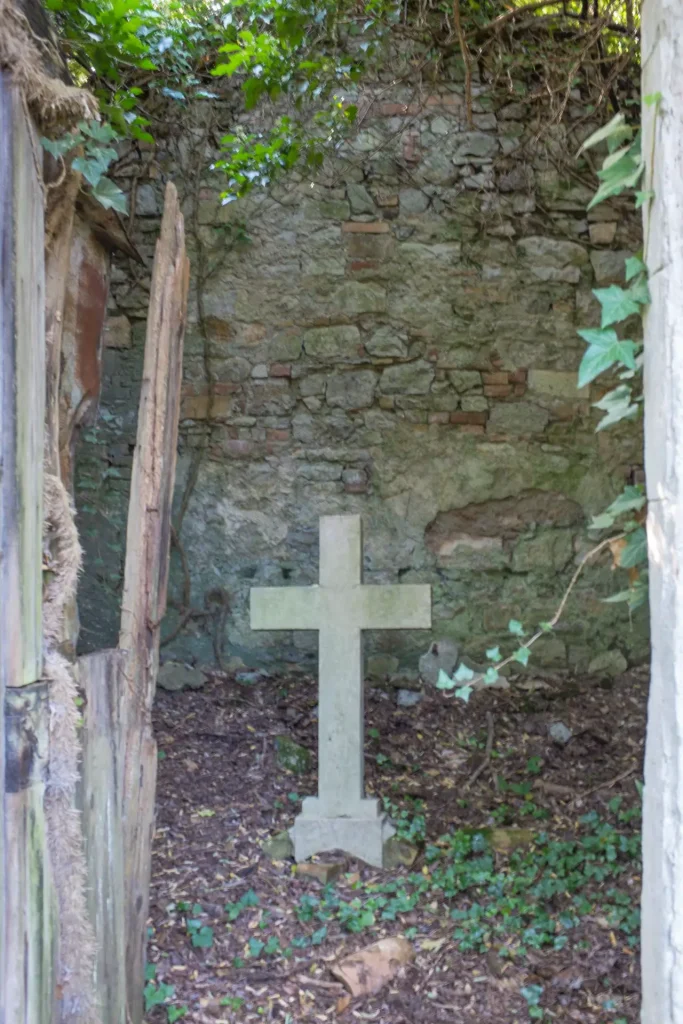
[465, 533, 626, 691]
[582, 764, 637, 798]
[452, 0, 473, 127]
[464, 712, 495, 790]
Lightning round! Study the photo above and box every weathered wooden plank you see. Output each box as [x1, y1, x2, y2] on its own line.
[0, 74, 53, 1024]
[78, 650, 127, 1024]
[119, 181, 189, 1024]
[3, 685, 58, 1024]
[0, 78, 44, 687]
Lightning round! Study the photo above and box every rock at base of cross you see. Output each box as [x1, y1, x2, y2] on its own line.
[263, 831, 295, 861]
[275, 735, 312, 774]
[297, 861, 345, 884]
[383, 836, 419, 868]
[157, 661, 207, 692]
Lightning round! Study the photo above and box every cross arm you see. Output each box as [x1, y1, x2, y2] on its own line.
[250, 586, 322, 631]
[359, 584, 431, 630]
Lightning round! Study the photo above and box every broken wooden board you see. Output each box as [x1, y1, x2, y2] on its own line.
[118, 180, 190, 1024]
[78, 649, 127, 1024]
[0, 75, 55, 1024]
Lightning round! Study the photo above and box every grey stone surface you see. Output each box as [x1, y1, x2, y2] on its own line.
[488, 402, 551, 435]
[396, 689, 423, 708]
[304, 325, 362, 362]
[326, 370, 377, 409]
[587, 649, 628, 678]
[157, 662, 206, 692]
[548, 722, 573, 746]
[365, 326, 408, 357]
[419, 639, 459, 687]
[252, 515, 431, 865]
[367, 653, 400, 679]
[380, 361, 434, 395]
[347, 183, 376, 214]
[75, 71, 648, 682]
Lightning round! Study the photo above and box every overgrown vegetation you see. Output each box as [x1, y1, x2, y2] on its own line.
[43, 1, 640, 207]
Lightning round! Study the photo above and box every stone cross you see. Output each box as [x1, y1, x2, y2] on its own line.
[251, 514, 431, 867]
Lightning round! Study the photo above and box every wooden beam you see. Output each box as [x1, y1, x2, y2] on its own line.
[119, 181, 189, 1024]
[78, 650, 127, 1024]
[0, 74, 54, 1024]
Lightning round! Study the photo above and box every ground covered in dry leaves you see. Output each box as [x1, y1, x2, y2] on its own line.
[145, 666, 645, 1024]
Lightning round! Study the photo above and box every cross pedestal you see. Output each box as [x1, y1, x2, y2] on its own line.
[251, 515, 431, 867]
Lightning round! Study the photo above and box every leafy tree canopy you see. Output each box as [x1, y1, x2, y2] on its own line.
[43, 0, 640, 207]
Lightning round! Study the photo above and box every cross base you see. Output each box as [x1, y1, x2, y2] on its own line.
[291, 798, 395, 868]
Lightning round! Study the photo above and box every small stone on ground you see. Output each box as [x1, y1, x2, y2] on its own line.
[157, 662, 206, 692]
[396, 688, 423, 708]
[275, 735, 311, 773]
[419, 639, 459, 686]
[549, 721, 573, 746]
[588, 650, 628, 678]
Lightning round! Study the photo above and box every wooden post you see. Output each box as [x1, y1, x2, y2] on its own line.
[119, 181, 189, 1024]
[79, 650, 128, 1024]
[0, 75, 56, 1024]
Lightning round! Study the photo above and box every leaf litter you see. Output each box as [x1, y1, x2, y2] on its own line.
[146, 665, 646, 1023]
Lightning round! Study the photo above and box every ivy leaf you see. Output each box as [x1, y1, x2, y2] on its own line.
[628, 276, 651, 306]
[91, 177, 128, 214]
[248, 937, 265, 958]
[82, 120, 118, 144]
[593, 286, 641, 328]
[590, 512, 616, 530]
[436, 668, 454, 690]
[539, 621, 553, 632]
[644, 91, 663, 106]
[579, 113, 629, 153]
[625, 255, 646, 282]
[71, 156, 103, 188]
[635, 190, 655, 209]
[513, 646, 530, 666]
[454, 685, 472, 703]
[588, 151, 644, 209]
[577, 329, 637, 388]
[41, 133, 79, 158]
[605, 484, 646, 517]
[484, 667, 499, 685]
[593, 385, 639, 431]
[619, 527, 647, 568]
[454, 662, 475, 683]
[311, 925, 327, 945]
[192, 926, 214, 948]
[508, 619, 525, 637]
[485, 646, 501, 663]
[161, 87, 186, 102]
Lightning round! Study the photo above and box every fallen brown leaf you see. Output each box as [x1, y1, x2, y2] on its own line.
[330, 936, 414, 998]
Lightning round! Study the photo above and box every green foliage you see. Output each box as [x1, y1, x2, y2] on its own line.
[144, 979, 175, 1012]
[382, 797, 427, 843]
[225, 888, 259, 921]
[186, 904, 214, 948]
[41, 120, 127, 212]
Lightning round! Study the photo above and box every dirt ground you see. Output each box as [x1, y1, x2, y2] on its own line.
[146, 666, 646, 1024]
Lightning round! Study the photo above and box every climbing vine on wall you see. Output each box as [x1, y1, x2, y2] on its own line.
[43, 1, 640, 209]
[439, 100, 653, 701]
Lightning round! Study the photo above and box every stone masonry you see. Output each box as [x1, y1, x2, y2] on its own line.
[74, 73, 648, 674]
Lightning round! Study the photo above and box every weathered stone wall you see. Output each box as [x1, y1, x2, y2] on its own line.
[75, 74, 648, 674]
